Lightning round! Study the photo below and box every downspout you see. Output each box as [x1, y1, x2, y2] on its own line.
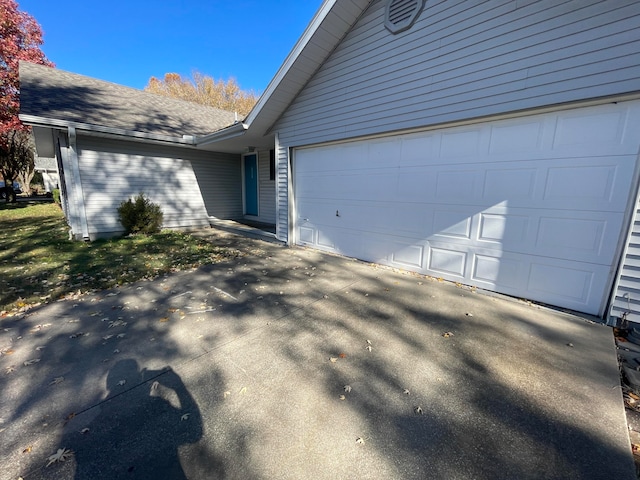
[67, 127, 90, 240]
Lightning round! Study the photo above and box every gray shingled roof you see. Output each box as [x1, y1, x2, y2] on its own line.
[19, 62, 237, 137]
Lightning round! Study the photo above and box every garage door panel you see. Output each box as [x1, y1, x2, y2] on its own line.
[428, 247, 466, 277]
[482, 168, 538, 200]
[471, 253, 527, 290]
[489, 120, 546, 155]
[294, 101, 640, 314]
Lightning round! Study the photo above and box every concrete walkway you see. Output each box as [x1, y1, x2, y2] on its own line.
[0, 230, 634, 479]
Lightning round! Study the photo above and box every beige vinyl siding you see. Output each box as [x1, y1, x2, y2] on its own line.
[275, 0, 640, 146]
[76, 136, 240, 237]
[257, 149, 276, 224]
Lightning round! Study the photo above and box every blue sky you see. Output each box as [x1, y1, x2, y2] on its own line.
[17, 0, 323, 94]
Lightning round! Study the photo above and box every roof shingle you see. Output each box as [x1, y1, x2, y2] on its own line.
[19, 62, 237, 137]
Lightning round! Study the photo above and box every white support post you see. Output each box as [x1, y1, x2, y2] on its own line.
[66, 127, 90, 240]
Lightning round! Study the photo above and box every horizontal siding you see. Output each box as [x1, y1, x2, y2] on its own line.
[256, 149, 276, 224]
[76, 136, 238, 236]
[611, 213, 640, 323]
[275, 0, 640, 146]
[275, 134, 289, 242]
[190, 153, 242, 219]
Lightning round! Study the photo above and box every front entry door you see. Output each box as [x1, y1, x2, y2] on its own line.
[244, 154, 258, 216]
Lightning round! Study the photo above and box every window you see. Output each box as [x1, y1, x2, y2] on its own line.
[270, 149, 276, 180]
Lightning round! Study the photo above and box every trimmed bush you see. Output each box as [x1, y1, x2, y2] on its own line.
[117, 193, 163, 235]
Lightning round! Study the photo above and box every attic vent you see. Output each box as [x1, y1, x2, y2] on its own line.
[385, 0, 425, 34]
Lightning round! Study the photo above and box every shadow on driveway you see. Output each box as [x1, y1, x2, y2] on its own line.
[0, 229, 634, 479]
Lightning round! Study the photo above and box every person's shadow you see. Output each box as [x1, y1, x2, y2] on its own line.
[63, 359, 203, 479]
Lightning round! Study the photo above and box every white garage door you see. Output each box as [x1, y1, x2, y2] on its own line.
[294, 101, 640, 315]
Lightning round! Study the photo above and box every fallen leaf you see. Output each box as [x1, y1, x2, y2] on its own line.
[344, 385, 352, 393]
[355, 437, 365, 444]
[181, 413, 190, 421]
[442, 332, 454, 338]
[403, 389, 410, 395]
[22, 446, 32, 454]
[339, 395, 346, 400]
[465, 312, 473, 317]
[118, 380, 126, 386]
[330, 357, 338, 363]
[23, 358, 41, 366]
[339, 353, 347, 359]
[80, 428, 90, 434]
[1, 349, 14, 356]
[365, 345, 372, 352]
[366, 339, 372, 345]
[159, 317, 169, 323]
[239, 386, 247, 395]
[116, 333, 126, 338]
[414, 406, 424, 415]
[5, 365, 15, 374]
[35, 346, 45, 351]
[567, 343, 574, 348]
[102, 335, 113, 341]
[46, 448, 73, 466]
[49, 377, 64, 386]
[113, 349, 120, 354]
[223, 391, 231, 398]
[151, 381, 160, 391]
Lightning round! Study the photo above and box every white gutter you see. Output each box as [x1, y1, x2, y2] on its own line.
[20, 114, 199, 145]
[20, 113, 248, 149]
[194, 121, 248, 146]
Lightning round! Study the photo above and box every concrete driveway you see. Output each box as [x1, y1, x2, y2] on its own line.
[0, 230, 634, 479]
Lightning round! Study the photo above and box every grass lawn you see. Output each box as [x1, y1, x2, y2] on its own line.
[0, 200, 242, 315]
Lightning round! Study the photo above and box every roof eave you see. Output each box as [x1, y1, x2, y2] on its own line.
[195, 121, 249, 147]
[19, 114, 197, 146]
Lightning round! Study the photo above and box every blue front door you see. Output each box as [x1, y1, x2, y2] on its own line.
[244, 154, 258, 216]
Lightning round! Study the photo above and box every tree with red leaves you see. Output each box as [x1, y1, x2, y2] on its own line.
[0, 0, 53, 201]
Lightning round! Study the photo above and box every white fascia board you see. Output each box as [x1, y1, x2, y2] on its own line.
[19, 114, 196, 146]
[243, 0, 338, 127]
[194, 121, 248, 146]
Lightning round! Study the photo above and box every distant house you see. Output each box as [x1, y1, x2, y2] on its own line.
[33, 156, 58, 193]
[20, 0, 640, 323]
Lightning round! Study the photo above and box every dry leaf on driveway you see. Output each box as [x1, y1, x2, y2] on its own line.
[46, 448, 73, 467]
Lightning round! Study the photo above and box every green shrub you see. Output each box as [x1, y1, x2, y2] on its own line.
[117, 193, 163, 235]
[52, 188, 61, 204]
